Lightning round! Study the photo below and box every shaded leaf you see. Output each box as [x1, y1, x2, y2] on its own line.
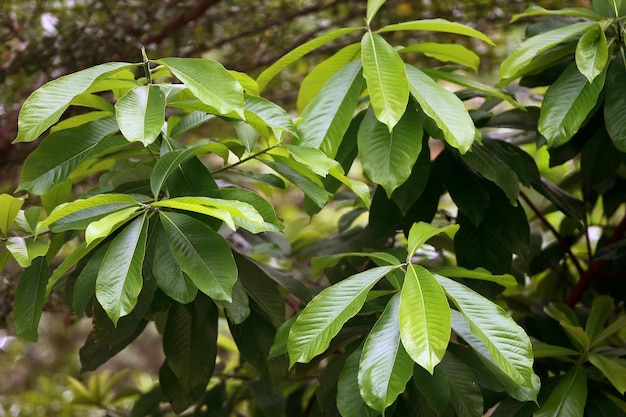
[401, 43, 479, 71]
[604, 57, 626, 151]
[431, 266, 516, 287]
[535, 367, 587, 417]
[588, 353, 626, 394]
[439, 353, 483, 417]
[337, 348, 380, 417]
[13, 257, 48, 341]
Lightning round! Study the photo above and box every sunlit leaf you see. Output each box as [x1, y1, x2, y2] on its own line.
[0, 194, 25, 236]
[379, 19, 494, 45]
[575, 24, 608, 83]
[115, 85, 166, 146]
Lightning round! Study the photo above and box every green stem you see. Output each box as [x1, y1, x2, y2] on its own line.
[141, 47, 152, 85]
[213, 144, 279, 174]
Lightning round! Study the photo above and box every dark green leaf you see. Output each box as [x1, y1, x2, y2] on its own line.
[439, 353, 483, 417]
[13, 257, 48, 341]
[72, 241, 111, 315]
[337, 347, 380, 417]
[604, 58, 626, 151]
[463, 142, 520, 205]
[413, 364, 451, 415]
[535, 367, 587, 417]
[80, 320, 147, 372]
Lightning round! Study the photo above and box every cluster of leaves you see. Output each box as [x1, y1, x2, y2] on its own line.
[2, 0, 626, 415]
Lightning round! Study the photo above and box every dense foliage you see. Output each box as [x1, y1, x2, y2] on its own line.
[1, 0, 626, 415]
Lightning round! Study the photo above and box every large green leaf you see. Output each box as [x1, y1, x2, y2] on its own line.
[215, 188, 282, 230]
[378, 19, 494, 45]
[585, 295, 613, 346]
[511, 5, 603, 22]
[361, 31, 409, 131]
[586, 388, 626, 417]
[46, 238, 106, 295]
[95, 214, 148, 325]
[14, 62, 133, 143]
[358, 105, 423, 197]
[588, 353, 626, 394]
[359, 293, 414, 412]
[406, 65, 475, 153]
[84, 206, 140, 246]
[400, 43, 479, 71]
[288, 265, 399, 365]
[436, 275, 534, 386]
[535, 368, 587, 417]
[159, 212, 237, 302]
[337, 348, 381, 417]
[18, 117, 120, 195]
[431, 266, 516, 288]
[264, 158, 332, 209]
[72, 242, 110, 315]
[406, 222, 459, 261]
[539, 61, 606, 146]
[499, 22, 596, 82]
[256, 27, 362, 91]
[413, 365, 451, 415]
[12, 257, 48, 341]
[366, 0, 387, 23]
[439, 353, 483, 417]
[604, 58, 626, 151]
[297, 60, 363, 158]
[158, 58, 244, 119]
[0, 194, 24, 236]
[399, 264, 450, 373]
[6, 237, 49, 268]
[575, 24, 608, 83]
[115, 85, 166, 146]
[244, 94, 298, 139]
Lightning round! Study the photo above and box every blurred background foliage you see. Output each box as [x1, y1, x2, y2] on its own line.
[1, 0, 585, 415]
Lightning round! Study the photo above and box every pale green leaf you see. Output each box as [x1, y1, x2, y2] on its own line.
[532, 342, 580, 358]
[406, 65, 475, 153]
[399, 264, 450, 373]
[400, 43, 480, 71]
[432, 266, 517, 287]
[337, 348, 380, 417]
[0, 194, 25, 236]
[115, 85, 166, 146]
[588, 353, 626, 394]
[14, 62, 133, 143]
[605, 58, 626, 151]
[215, 188, 282, 230]
[85, 207, 141, 246]
[406, 222, 459, 261]
[361, 31, 409, 131]
[257, 27, 362, 91]
[169, 111, 215, 139]
[535, 367, 587, 417]
[264, 158, 332, 209]
[511, 5, 603, 22]
[158, 58, 245, 119]
[366, 0, 387, 23]
[245, 94, 298, 139]
[575, 25, 608, 83]
[13, 257, 48, 341]
[328, 163, 371, 209]
[288, 265, 400, 365]
[229, 70, 259, 95]
[539, 61, 607, 146]
[378, 19, 495, 45]
[359, 293, 414, 412]
[95, 214, 148, 325]
[70, 92, 115, 112]
[6, 237, 50, 268]
[286, 145, 333, 177]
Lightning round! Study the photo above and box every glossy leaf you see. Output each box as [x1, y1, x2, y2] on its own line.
[439, 353, 483, 417]
[115, 85, 165, 146]
[159, 212, 237, 302]
[406, 222, 459, 261]
[358, 105, 423, 197]
[337, 348, 380, 417]
[588, 353, 626, 394]
[361, 31, 409, 131]
[46, 238, 106, 295]
[298, 60, 363, 158]
[158, 58, 244, 119]
[6, 237, 50, 268]
[72, 242, 110, 315]
[463, 142, 520, 205]
[432, 266, 516, 287]
[399, 264, 450, 373]
[413, 365, 451, 415]
[575, 25, 608, 83]
[0, 194, 24, 236]
[215, 188, 282, 230]
[264, 158, 332, 209]
[535, 367, 587, 417]
[311, 252, 400, 278]
[605, 58, 626, 151]
[14, 62, 132, 143]
[13, 257, 48, 341]
[586, 295, 613, 346]
[406, 65, 475, 153]
[288, 265, 399, 365]
[359, 293, 413, 412]
[84, 207, 140, 246]
[378, 19, 495, 45]
[244, 94, 298, 139]
[511, 5, 603, 22]
[401, 43, 479, 71]
[95, 214, 148, 325]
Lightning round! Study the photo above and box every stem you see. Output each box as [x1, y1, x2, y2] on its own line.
[141, 47, 152, 85]
[213, 145, 278, 174]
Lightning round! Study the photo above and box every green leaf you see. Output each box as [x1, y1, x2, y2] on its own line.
[595, 315, 626, 343]
[463, 143, 520, 205]
[399, 264, 450, 373]
[288, 265, 399, 365]
[400, 43, 480, 71]
[244, 94, 298, 139]
[535, 367, 587, 417]
[169, 111, 214, 139]
[575, 25, 608, 83]
[72, 242, 110, 315]
[586, 295, 614, 346]
[499, 22, 596, 82]
[216, 279, 250, 324]
[378, 19, 495, 45]
[215, 188, 282, 230]
[256, 27, 362, 91]
[115, 85, 166, 146]
[436, 275, 534, 386]
[366, 0, 387, 23]
[85, 207, 140, 247]
[0, 194, 25, 236]
[18, 117, 120, 195]
[532, 342, 580, 358]
[297, 43, 361, 112]
[439, 353, 483, 417]
[361, 31, 409, 131]
[158, 58, 244, 119]
[432, 266, 517, 287]
[511, 5, 603, 22]
[413, 365, 451, 415]
[359, 293, 414, 412]
[539, 61, 607, 146]
[311, 252, 400, 278]
[406, 222, 459, 261]
[6, 237, 50, 268]
[70, 92, 115, 112]
[604, 58, 626, 151]
[297, 60, 363, 158]
[337, 348, 380, 417]
[95, 214, 148, 325]
[586, 388, 626, 417]
[13, 257, 48, 341]
[159, 212, 237, 302]
[588, 353, 626, 394]
[14, 62, 133, 143]
[358, 104, 423, 197]
[406, 65, 475, 153]
[264, 158, 332, 209]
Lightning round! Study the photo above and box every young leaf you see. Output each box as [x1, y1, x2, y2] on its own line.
[539, 61, 606, 146]
[535, 367, 587, 417]
[406, 222, 459, 261]
[95, 214, 148, 325]
[358, 105, 423, 197]
[400, 43, 480, 71]
[288, 265, 400, 365]
[0, 194, 25, 236]
[575, 25, 608, 83]
[366, 0, 387, 24]
[85, 206, 140, 246]
[604, 58, 626, 151]
[159, 212, 237, 302]
[378, 19, 495, 46]
[361, 31, 409, 131]
[115, 85, 166, 146]
[359, 293, 414, 412]
[588, 353, 626, 394]
[399, 264, 450, 373]
[14, 62, 133, 143]
[6, 237, 49, 268]
[406, 65, 475, 153]
[297, 60, 363, 158]
[13, 257, 48, 341]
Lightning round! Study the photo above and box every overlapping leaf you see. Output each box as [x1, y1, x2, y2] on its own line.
[115, 85, 166, 146]
[535, 367, 587, 417]
[12, 257, 48, 341]
[378, 19, 495, 46]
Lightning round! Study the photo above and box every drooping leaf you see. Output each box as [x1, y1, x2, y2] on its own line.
[439, 353, 483, 417]
[288, 265, 399, 365]
[399, 264, 450, 373]
[586, 388, 626, 417]
[245, 94, 299, 139]
[115, 85, 166, 146]
[361, 31, 409, 131]
[535, 367, 587, 417]
[14, 62, 133, 143]
[378, 19, 495, 46]
[575, 24, 608, 83]
[95, 214, 148, 325]
[0, 194, 25, 236]
[400, 43, 480, 71]
[311, 252, 400, 279]
[215, 188, 282, 230]
[511, 5, 603, 22]
[13, 257, 48, 341]
[337, 347, 380, 417]
[359, 293, 414, 412]
[406, 65, 475, 153]
[6, 237, 50, 268]
[79, 320, 148, 372]
[406, 222, 459, 261]
[432, 266, 517, 287]
[588, 353, 626, 394]
[159, 360, 207, 413]
[604, 58, 626, 151]
[159, 212, 237, 302]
